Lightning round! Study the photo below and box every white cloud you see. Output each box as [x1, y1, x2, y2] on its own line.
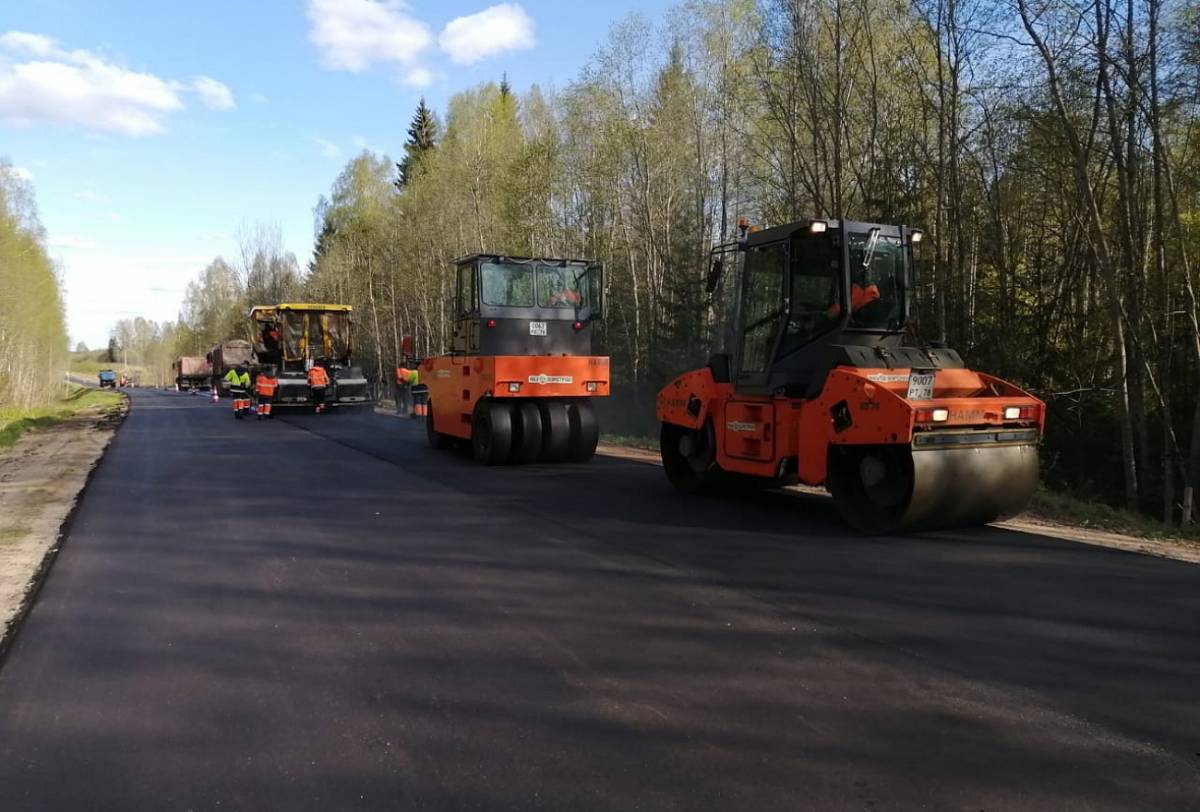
[309, 136, 341, 158]
[439, 3, 535, 66]
[306, 0, 431, 72]
[0, 32, 54, 56]
[192, 76, 235, 110]
[403, 66, 434, 87]
[0, 31, 233, 136]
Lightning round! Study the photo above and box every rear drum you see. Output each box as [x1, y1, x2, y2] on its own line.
[829, 442, 1040, 533]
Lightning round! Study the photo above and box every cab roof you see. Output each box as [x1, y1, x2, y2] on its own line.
[249, 303, 353, 315]
[455, 253, 597, 268]
[743, 218, 907, 247]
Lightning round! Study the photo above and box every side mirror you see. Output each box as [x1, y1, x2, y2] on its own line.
[706, 258, 724, 294]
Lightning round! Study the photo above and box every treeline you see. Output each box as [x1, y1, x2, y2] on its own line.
[0, 164, 68, 408]
[159, 0, 1200, 524]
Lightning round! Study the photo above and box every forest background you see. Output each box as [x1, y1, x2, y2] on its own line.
[9, 0, 1200, 525]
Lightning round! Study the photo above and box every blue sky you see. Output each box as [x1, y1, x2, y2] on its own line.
[0, 0, 672, 347]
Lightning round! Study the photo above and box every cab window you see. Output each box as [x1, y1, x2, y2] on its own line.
[738, 242, 786, 374]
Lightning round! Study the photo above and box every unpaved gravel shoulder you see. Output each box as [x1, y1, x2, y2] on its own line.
[0, 397, 127, 654]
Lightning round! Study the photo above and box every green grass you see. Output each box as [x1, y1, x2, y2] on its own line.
[0, 385, 124, 449]
[1025, 488, 1200, 542]
[600, 433, 658, 452]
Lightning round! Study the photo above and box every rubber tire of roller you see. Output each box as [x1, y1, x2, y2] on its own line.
[425, 400, 455, 450]
[566, 401, 599, 462]
[538, 401, 571, 462]
[511, 401, 544, 463]
[473, 400, 513, 465]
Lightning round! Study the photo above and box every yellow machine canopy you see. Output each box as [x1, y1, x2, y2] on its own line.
[250, 303, 354, 363]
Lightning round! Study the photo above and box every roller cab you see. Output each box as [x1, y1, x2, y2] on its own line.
[422, 254, 610, 464]
[656, 218, 1046, 532]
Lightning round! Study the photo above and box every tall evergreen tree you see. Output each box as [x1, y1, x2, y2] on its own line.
[396, 98, 439, 190]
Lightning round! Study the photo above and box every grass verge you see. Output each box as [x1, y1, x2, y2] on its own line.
[600, 433, 658, 452]
[0, 385, 124, 449]
[1025, 489, 1200, 542]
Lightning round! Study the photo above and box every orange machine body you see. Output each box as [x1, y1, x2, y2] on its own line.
[423, 354, 610, 441]
[656, 365, 1045, 486]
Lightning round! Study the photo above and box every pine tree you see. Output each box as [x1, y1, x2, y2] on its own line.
[396, 98, 439, 190]
[499, 72, 512, 100]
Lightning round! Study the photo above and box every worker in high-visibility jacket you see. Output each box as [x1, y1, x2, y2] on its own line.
[395, 366, 424, 417]
[395, 366, 413, 416]
[307, 364, 331, 414]
[255, 367, 278, 420]
[409, 368, 428, 418]
[225, 365, 252, 419]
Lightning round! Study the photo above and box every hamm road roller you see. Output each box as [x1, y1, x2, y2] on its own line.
[657, 217, 1045, 532]
[422, 254, 609, 464]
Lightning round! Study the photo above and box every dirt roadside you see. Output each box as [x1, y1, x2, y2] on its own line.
[0, 397, 127, 655]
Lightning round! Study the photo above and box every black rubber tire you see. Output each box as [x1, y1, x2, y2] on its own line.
[538, 401, 571, 462]
[660, 421, 716, 493]
[511, 401, 544, 463]
[425, 400, 454, 450]
[473, 400, 513, 465]
[567, 401, 599, 462]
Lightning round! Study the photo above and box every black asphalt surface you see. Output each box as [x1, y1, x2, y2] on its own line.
[1, 388, 1198, 811]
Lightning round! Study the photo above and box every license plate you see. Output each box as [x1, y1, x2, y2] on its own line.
[906, 372, 935, 401]
[529, 321, 547, 336]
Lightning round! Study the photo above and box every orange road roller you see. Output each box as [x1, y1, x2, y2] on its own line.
[422, 254, 609, 464]
[657, 218, 1046, 532]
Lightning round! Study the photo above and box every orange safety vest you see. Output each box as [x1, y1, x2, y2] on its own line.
[828, 283, 881, 318]
[307, 367, 330, 387]
[256, 375, 278, 397]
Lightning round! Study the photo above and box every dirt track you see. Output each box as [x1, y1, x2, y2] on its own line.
[0, 401, 123, 649]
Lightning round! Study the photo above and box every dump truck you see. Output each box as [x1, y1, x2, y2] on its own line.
[173, 356, 212, 392]
[249, 303, 370, 409]
[421, 254, 609, 464]
[656, 217, 1045, 532]
[207, 340, 256, 397]
[98, 369, 116, 388]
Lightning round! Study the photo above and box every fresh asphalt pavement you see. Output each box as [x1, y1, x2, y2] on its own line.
[0, 388, 1197, 811]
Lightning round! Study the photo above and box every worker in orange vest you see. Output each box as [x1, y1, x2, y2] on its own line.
[308, 364, 331, 413]
[828, 282, 881, 319]
[255, 366, 278, 420]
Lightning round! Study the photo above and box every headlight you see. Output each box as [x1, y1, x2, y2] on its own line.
[1004, 406, 1021, 420]
[508, 382, 521, 393]
[586, 381, 598, 392]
